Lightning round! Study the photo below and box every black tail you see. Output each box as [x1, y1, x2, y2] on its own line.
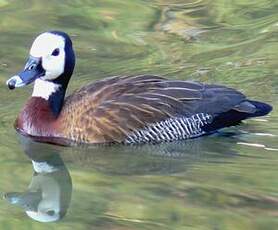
[246, 100, 272, 117]
[203, 100, 272, 132]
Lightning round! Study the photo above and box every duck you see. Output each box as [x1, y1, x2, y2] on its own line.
[6, 31, 272, 146]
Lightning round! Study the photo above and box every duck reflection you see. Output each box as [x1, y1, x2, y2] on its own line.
[4, 130, 240, 223]
[4, 136, 72, 222]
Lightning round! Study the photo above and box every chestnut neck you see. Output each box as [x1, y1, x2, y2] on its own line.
[31, 79, 66, 117]
[16, 97, 63, 138]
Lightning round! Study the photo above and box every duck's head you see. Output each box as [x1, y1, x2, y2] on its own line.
[6, 31, 75, 94]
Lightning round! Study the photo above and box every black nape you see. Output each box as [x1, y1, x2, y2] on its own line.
[48, 88, 66, 117]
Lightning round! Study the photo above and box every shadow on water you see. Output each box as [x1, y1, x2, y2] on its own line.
[65, 133, 243, 176]
[2, 131, 243, 223]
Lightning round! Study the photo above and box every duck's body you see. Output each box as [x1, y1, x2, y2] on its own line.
[15, 75, 271, 145]
[7, 31, 272, 146]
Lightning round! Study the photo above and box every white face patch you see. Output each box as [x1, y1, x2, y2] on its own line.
[25, 173, 60, 222]
[26, 210, 60, 223]
[32, 79, 61, 100]
[30, 33, 66, 80]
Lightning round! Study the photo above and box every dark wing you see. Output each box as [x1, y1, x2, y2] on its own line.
[61, 75, 247, 143]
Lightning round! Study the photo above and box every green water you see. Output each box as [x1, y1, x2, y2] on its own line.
[0, 0, 278, 229]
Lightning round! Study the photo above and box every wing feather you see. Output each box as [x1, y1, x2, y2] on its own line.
[60, 75, 246, 143]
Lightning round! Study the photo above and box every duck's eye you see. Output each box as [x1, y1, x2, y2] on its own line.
[51, 48, 60, 56]
[46, 210, 55, 216]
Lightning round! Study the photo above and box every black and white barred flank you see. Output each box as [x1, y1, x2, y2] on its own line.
[124, 113, 212, 144]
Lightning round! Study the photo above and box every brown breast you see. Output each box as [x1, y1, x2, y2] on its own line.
[16, 97, 62, 139]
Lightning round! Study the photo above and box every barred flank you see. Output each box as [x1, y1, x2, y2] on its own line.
[124, 113, 212, 144]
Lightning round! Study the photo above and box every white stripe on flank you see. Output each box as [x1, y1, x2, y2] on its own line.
[124, 113, 212, 144]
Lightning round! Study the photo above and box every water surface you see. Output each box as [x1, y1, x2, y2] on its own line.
[0, 0, 277, 229]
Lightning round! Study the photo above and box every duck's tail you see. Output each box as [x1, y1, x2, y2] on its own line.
[203, 100, 272, 132]
[246, 100, 272, 117]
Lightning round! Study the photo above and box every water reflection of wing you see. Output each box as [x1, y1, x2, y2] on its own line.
[4, 136, 72, 223]
[61, 133, 239, 175]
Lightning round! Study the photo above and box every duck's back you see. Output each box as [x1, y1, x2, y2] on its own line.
[59, 75, 272, 144]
